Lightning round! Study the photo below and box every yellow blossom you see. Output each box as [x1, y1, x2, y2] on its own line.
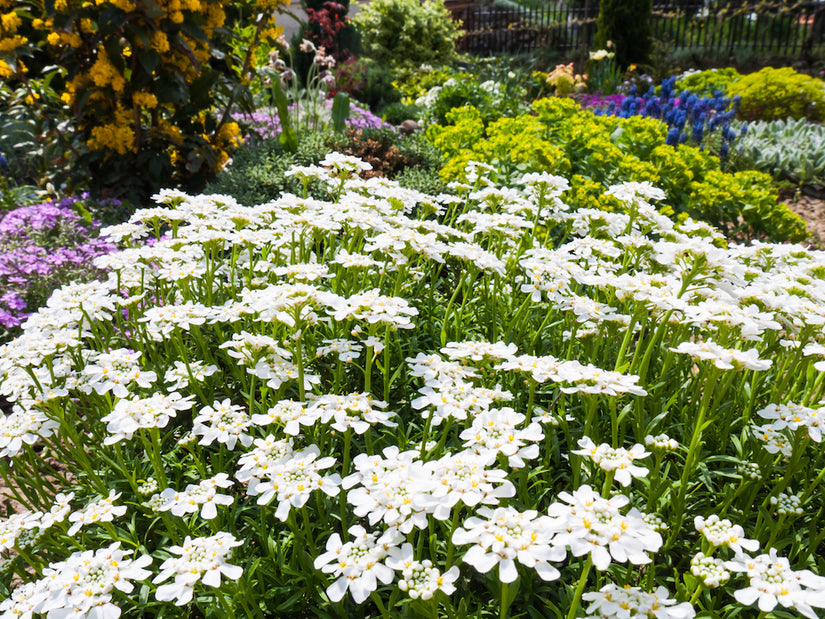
[89, 47, 125, 92]
[151, 30, 169, 54]
[133, 91, 158, 108]
[88, 122, 136, 155]
[1, 11, 22, 32]
[0, 34, 26, 53]
[0, 59, 13, 79]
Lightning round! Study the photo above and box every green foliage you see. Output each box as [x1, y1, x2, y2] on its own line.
[733, 118, 825, 190]
[395, 165, 448, 195]
[204, 133, 331, 205]
[0, 80, 71, 190]
[405, 70, 530, 127]
[381, 102, 423, 125]
[674, 68, 742, 97]
[594, 0, 652, 69]
[352, 0, 463, 70]
[333, 58, 402, 113]
[728, 67, 825, 122]
[690, 170, 808, 242]
[426, 97, 808, 243]
[206, 128, 444, 205]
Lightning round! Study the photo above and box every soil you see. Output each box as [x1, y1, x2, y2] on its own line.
[783, 191, 825, 249]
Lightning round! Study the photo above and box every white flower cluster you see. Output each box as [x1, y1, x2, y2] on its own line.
[387, 543, 459, 600]
[152, 474, 234, 520]
[645, 433, 679, 451]
[691, 552, 731, 587]
[452, 506, 563, 583]
[102, 392, 195, 444]
[546, 485, 662, 570]
[245, 445, 341, 521]
[573, 436, 650, 486]
[669, 340, 772, 371]
[754, 401, 825, 445]
[694, 514, 760, 554]
[770, 492, 804, 516]
[726, 549, 825, 619]
[343, 446, 515, 531]
[313, 525, 402, 604]
[154, 532, 243, 606]
[0, 543, 151, 619]
[582, 583, 695, 619]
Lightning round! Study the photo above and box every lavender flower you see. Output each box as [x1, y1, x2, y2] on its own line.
[0, 195, 116, 333]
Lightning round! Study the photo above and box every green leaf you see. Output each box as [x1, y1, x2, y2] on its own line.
[103, 36, 126, 74]
[269, 79, 297, 153]
[135, 47, 160, 75]
[331, 92, 351, 134]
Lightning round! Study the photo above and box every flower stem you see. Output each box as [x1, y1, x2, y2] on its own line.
[566, 555, 593, 619]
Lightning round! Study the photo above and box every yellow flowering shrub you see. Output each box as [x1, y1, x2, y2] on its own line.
[1, 0, 288, 200]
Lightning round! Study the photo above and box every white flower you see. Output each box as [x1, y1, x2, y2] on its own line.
[320, 152, 372, 175]
[572, 436, 650, 486]
[420, 451, 516, 521]
[757, 402, 825, 443]
[102, 392, 195, 444]
[645, 433, 679, 451]
[80, 349, 157, 398]
[669, 341, 772, 371]
[313, 525, 403, 604]
[441, 340, 518, 362]
[156, 474, 234, 520]
[582, 583, 695, 619]
[343, 447, 431, 533]
[386, 543, 459, 600]
[725, 548, 825, 619]
[235, 434, 294, 485]
[452, 506, 563, 583]
[164, 359, 218, 390]
[0, 407, 59, 458]
[694, 515, 759, 554]
[310, 393, 397, 434]
[691, 552, 730, 587]
[153, 532, 243, 606]
[317, 338, 363, 362]
[247, 445, 341, 521]
[459, 407, 543, 468]
[19, 543, 151, 619]
[252, 399, 320, 436]
[192, 399, 253, 450]
[67, 490, 127, 536]
[327, 289, 418, 329]
[546, 485, 662, 571]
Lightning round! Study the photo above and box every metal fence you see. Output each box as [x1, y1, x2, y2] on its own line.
[446, 1, 825, 58]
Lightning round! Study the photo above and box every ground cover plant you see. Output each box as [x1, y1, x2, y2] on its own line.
[0, 194, 116, 340]
[731, 119, 825, 192]
[2, 153, 825, 618]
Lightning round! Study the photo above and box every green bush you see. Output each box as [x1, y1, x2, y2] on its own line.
[675, 68, 742, 96]
[425, 97, 808, 243]
[204, 132, 331, 205]
[352, 0, 463, 70]
[728, 67, 825, 122]
[381, 102, 424, 125]
[206, 128, 444, 205]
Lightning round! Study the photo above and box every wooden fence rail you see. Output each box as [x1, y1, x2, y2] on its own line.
[445, 1, 825, 59]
